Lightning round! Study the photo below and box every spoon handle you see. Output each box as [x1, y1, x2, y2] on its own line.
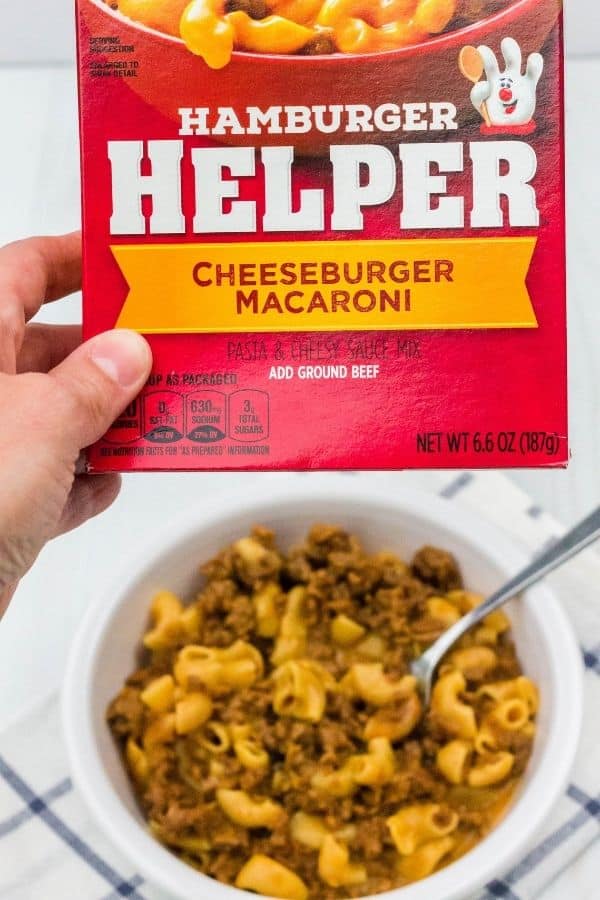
[480, 101, 491, 127]
[422, 505, 600, 668]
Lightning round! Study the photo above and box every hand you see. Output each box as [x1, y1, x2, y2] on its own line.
[0, 233, 152, 618]
[470, 37, 544, 127]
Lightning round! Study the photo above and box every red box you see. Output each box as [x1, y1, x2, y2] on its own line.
[76, 0, 567, 471]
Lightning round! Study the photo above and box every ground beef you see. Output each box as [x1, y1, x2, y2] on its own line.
[106, 686, 145, 740]
[108, 525, 534, 900]
[411, 545, 463, 592]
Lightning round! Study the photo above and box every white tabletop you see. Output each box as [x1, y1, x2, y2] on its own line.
[0, 59, 599, 730]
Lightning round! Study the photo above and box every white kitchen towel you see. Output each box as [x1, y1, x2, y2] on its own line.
[0, 471, 599, 900]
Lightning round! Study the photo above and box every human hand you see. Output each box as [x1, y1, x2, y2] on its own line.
[0, 233, 152, 618]
[470, 37, 544, 127]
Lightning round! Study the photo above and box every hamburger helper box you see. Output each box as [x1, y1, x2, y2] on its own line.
[76, 0, 567, 472]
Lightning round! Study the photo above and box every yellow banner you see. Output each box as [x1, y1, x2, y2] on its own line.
[113, 237, 537, 333]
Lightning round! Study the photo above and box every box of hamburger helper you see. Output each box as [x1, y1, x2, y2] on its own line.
[76, 0, 567, 471]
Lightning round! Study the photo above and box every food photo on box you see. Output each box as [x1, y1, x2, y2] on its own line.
[1, 2, 600, 900]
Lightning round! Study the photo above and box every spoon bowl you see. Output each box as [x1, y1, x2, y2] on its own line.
[458, 44, 485, 82]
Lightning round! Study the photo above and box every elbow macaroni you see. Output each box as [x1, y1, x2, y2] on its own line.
[290, 811, 330, 849]
[253, 581, 281, 638]
[435, 672, 537, 787]
[217, 789, 286, 828]
[174, 691, 213, 734]
[398, 835, 456, 881]
[340, 663, 417, 706]
[272, 586, 308, 665]
[143, 591, 184, 650]
[125, 738, 149, 784]
[108, 525, 538, 898]
[174, 640, 264, 692]
[140, 674, 176, 712]
[112, 0, 510, 68]
[478, 676, 539, 714]
[431, 669, 478, 740]
[426, 596, 462, 628]
[364, 690, 422, 742]
[468, 751, 515, 788]
[436, 739, 472, 785]
[318, 835, 367, 888]
[387, 804, 459, 856]
[447, 646, 498, 680]
[272, 659, 334, 722]
[330, 614, 366, 646]
[233, 732, 270, 770]
[236, 855, 309, 900]
[311, 737, 395, 796]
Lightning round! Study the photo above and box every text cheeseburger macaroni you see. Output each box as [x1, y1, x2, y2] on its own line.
[108, 525, 537, 898]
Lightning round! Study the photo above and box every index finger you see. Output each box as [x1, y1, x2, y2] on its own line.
[501, 37, 522, 75]
[477, 45, 500, 81]
[0, 232, 82, 323]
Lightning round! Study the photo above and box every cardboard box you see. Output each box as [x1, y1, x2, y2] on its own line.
[76, 0, 567, 471]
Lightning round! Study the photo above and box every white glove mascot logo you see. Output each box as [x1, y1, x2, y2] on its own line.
[467, 37, 544, 134]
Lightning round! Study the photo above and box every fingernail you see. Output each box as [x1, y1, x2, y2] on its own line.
[89, 330, 151, 388]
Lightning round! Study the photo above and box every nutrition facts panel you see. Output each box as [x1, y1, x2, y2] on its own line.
[104, 389, 269, 447]
[186, 391, 227, 444]
[228, 390, 270, 443]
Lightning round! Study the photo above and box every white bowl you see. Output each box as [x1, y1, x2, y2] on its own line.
[62, 477, 583, 900]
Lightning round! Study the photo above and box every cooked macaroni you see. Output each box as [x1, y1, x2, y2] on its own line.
[105, 0, 512, 67]
[108, 524, 537, 899]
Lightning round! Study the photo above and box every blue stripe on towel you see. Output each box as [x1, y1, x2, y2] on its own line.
[0, 777, 72, 837]
[0, 757, 146, 899]
[100, 875, 146, 899]
[567, 785, 600, 821]
[476, 782, 600, 900]
[583, 645, 600, 675]
[485, 880, 522, 899]
[526, 505, 544, 519]
[439, 472, 475, 498]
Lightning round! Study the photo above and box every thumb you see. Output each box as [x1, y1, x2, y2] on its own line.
[471, 82, 491, 108]
[48, 329, 152, 453]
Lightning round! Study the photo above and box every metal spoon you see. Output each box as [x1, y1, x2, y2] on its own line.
[410, 506, 600, 704]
